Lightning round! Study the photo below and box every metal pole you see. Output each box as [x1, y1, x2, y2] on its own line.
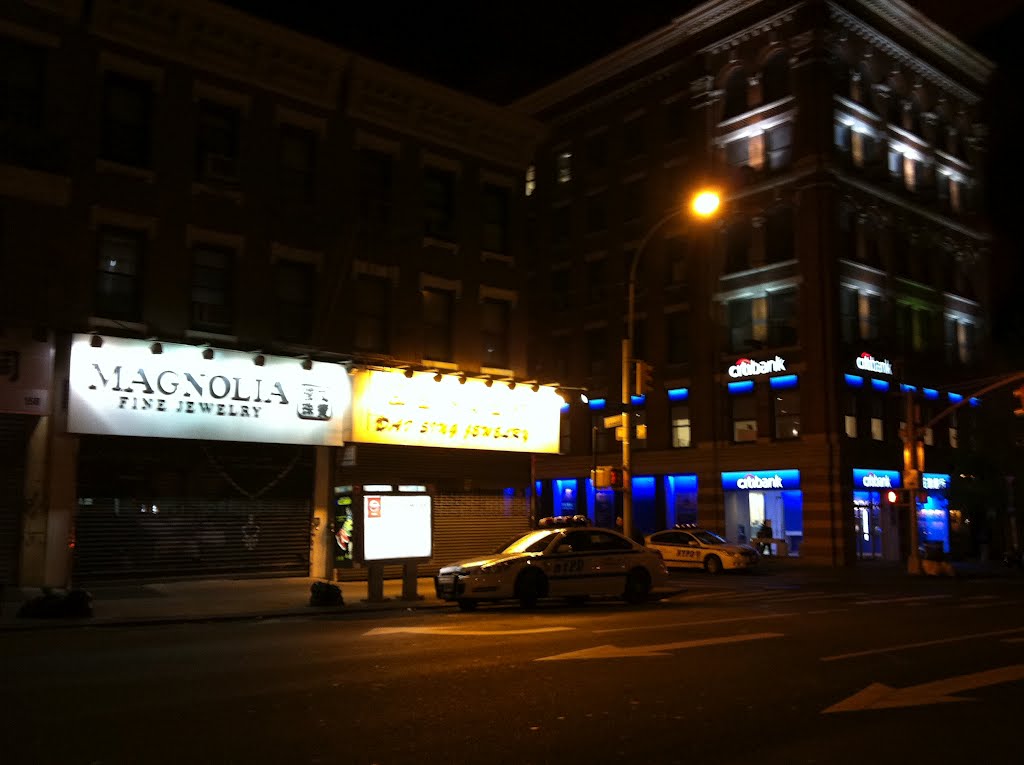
[905, 390, 921, 574]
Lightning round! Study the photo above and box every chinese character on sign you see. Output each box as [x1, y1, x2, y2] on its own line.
[297, 384, 332, 421]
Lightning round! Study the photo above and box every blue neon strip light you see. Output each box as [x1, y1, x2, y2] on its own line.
[728, 381, 754, 394]
[560, 402, 569, 413]
[845, 374, 864, 387]
[900, 384, 916, 393]
[871, 379, 890, 392]
[970, 397, 980, 407]
[588, 398, 606, 410]
[667, 387, 689, 402]
[948, 392, 963, 404]
[631, 395, 646, 406]
[923, 388, 938, 400]
[769, 375, 797, 390]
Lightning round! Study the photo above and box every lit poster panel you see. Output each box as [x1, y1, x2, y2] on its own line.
[0, 331, 54, 415]
[67, 334, 351, 446]
[350, 369, 562, 453]
[362, 494, 432, 562]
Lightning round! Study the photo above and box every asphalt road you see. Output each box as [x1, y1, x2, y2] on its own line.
[3, 570, 1023, 765]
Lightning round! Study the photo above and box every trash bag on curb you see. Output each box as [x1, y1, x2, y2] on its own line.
[17, 587, 94, 619]
[309, 581, 344, 607]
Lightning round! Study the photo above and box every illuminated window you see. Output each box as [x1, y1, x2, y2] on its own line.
[869, 396, 883, 441]
[851, 130, 865, 167]
[858, 292, 879, 341]
[773, 388, 800, 440]
[525, 165, 536, 197]
[747, 131, 765, 170]
[903, 155, 917, 192]
[844, 391, 858, 438]
[190, 244, 233, 334]
[670, 404, 691, 448]
[556, 151, 572, 183]
[766, 123, 792, 170]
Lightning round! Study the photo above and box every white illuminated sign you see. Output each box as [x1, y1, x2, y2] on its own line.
[922, 476, 948, 490]
[67, 334, 350, 446]
[350, 369, 563, 453]
[735, 474, 784, 489]
[861, 473, 892, 488]
[855, 352, 893, 376]
[362, 493, 432, 561]
[727, 356, 787, 379]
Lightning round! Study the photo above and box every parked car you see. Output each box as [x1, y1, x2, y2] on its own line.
[645, 525, 760, 574]
[434, 515, 669, 611]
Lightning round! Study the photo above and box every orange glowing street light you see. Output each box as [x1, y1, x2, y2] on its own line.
[690, 189, 722, 219]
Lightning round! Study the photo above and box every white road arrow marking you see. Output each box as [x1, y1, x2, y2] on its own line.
[535, 631, 783, 661]
[823, 665, 1024, 713]
[364, 626, 574, 636]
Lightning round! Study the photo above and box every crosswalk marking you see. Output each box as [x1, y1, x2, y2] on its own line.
[855, 594, 950, 605]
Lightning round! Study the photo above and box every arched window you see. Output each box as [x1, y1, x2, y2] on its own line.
[722, 68, 748, 120]
[762, 52, 789, 104]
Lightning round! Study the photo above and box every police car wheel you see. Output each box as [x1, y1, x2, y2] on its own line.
[457, 599, 478, 612]
[623, 568, 651, 604]
[515, 569, 547, 609]
[704, 555, 723, 575]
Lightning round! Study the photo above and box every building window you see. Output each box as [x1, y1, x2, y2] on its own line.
[859, 292, 880, 341]
[586, 327, 607, 378]
[773, 388, 800, 440]
[766, 123, 792, 170]
[556, 151, 572, 183]
[948, 410, 958, 449]
[722, 69, 747, 120]
[732, 393, 757, 442]
[666, 311, 689, 364]
[551, 205, 570, 246]
[623, 115, 645, 158]
[764, 207, 794, 263]
[1, 38, 45, 133]
[423, 166, 456, 241]
[586, 131, 607, 171]
[869, 396, 884, 441]
[670, 404, 691, 448]
[196, 100, 240, 183]
[903, 155, 917, 192]
[551, 268, 570, 311]
[945, 317, 974, 364]
[100, 72, 152, 168]
[353, 274, 390, 354]
[279, 124, 316, 202]
[840, 287, 857, 343]
[481, 184, 509, 253]
[481, 298, 510, 369]
[275, 260, 314, 343]
[95, 227, 144, 322]
[190, 244, 233, 334]
[844, 391, 858, 438]
[729, 298, 755, 353]
[762, 54, 789, 103]
[724, 221, 751, 273]
[667, 236, 688, 285]
[768, 289, 798, 347]
[560, 410, 571, 454]
[525, 165, 536, 197]
[587, 259, 606, 304]
[586, 192, 607, 234]
[665, 99, 686, 142]
[422, 286, 454, 362]
[358, 148, 393, 239]
[623, 178, 644, 223]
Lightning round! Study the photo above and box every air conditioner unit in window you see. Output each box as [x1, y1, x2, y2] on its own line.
[735, 426, 758, 443]
[204, 153, 239, 182]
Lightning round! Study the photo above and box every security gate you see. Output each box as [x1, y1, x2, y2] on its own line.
[73, 497, 312, 582]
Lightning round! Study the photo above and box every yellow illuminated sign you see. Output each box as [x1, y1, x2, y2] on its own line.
[351, 370, 562, 453]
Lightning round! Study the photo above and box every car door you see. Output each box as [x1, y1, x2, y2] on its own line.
[651, 531, 694, 568]
[585, 530, 634, 594]
[544, 530, 592, 596]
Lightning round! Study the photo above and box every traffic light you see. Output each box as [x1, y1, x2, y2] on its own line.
[1013, 385, 1024, 416]
[591, 466, 610, 489]
[885, 489, 913, 508]
[634, 360, 654, 396]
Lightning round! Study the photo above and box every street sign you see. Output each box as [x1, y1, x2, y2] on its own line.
[603, 414, 623, 429]
[636, 423, 647, 440]
[615, 426, 625, 441]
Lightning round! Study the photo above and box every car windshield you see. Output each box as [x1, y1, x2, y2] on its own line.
[692, 530, 727, 545]
[497, 530, 558, 554]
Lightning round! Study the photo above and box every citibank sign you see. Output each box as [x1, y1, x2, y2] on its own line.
[722, 469, 800, 491]
[853, 469, 901, 490]
[855, 352, 893, 375]
[727, 356, 787, 379]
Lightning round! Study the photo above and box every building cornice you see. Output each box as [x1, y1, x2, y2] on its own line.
[830, 2, 991, 105]
[89, 0, 348, 109]
[346, 58, 543, 168]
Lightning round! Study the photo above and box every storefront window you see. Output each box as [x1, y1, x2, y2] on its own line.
[670, 404, 691, 448]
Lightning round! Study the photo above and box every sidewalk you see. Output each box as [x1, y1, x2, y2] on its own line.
[0, 576, 448, 631]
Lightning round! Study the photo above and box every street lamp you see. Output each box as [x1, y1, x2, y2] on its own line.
[621, 187, 722, 541]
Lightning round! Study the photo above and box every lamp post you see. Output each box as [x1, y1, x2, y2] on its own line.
[621, 189, 722, 541]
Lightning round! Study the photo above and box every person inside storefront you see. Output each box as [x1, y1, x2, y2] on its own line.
[756, 519, 773, 556]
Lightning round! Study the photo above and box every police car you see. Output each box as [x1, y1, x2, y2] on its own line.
[434, 516, 669, 611]
[645, 525, 760, 574]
